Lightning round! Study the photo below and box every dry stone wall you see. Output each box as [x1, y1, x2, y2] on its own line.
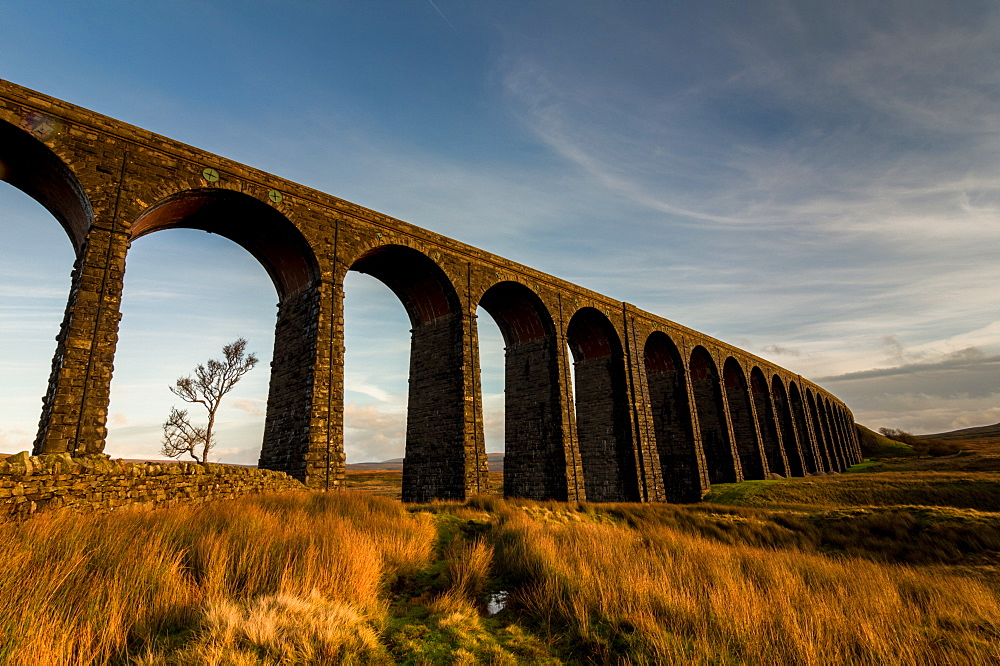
[0, 452, 304, 520]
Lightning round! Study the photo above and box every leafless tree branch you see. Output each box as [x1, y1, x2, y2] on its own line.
[162, 338, 259, 464]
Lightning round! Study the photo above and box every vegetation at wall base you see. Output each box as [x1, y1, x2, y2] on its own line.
[3, 424, 1000, 664]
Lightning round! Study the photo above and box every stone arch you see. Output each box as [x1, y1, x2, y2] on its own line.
[841, 406, 859, 463]
[771, 376, 805, 476]
[805, 389, 831, 472]
[750, 367, 788, 477]
[129, 188, 325, 482]
[847, 408, 861, 462]
[348, 244, 485, 501]
[0, 118, 92, 252]
[817, 397, 839, 471]
[478, 281, 567, 500]
[1, 119, 92, 456]
[836, 403, 854, 466]
[349, 244, 461, 328]
[566, 307, 638, 502]
[789, 381, 819, 474]
[690, 346, 737, 484]
[644, 331, 701, 501]
[130, 188, 318, 299]
[723, 358, 765, 480]
[823, 397, 846, 471]
[844, 406, 859, 463]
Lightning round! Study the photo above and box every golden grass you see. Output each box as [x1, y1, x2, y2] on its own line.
[442, 538, 493, 603]
[137, 592, 385, 665]
[0, 492, 436, 665]
[492, 503, 1000, 664]
[4, 459, 1000, 664]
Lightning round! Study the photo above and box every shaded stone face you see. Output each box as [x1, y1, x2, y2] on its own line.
[0, 81, 862, 504]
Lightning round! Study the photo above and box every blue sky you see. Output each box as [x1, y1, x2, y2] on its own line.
[2, 1, 999, 462]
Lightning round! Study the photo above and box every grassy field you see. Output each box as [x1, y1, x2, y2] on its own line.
[345, 471, 505, 499]
[3, 428, 1000, 664]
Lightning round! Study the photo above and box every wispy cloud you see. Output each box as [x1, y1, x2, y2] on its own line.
[0, 428, 32, 454]
[759, 344, 802, 358]
[819, 347, 996, 384]
[229, 399, 264, 416]
[344, 403, 406, 462]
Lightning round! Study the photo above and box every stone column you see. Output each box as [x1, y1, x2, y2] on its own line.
[622, 307, 665, 502]
[751, 376, 790, 477]
[258, 279, 337, 488]
[401, 310, 489, 502]
[554, 328, 586, 501]
[33, 220, 127, 456]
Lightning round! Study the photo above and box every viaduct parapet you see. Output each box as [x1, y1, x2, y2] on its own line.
[0, 81, 861, 503]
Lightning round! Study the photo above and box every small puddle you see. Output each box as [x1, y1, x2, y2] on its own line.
[486, 590, 508, 615]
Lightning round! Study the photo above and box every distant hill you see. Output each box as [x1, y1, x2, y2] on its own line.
[921, 423, 1000, 442]
[347, 452, 504, 473]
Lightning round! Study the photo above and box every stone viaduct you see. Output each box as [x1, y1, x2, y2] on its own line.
[0, 81, 861, 503]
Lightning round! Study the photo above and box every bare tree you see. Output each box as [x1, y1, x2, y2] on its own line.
[161, 338, 259, 464]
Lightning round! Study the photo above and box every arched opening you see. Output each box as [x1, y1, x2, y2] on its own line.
[750, 367, 787, 477]
[341, 271, 410, 468]
[820, 398, 844, 472]
[115, 189, 321, 479]
[349, 245, 484, 502]
[0, 184, 78, 453]
[835, 403, 852, 467]
[106, 230, 278, 463]
[789, 382, 818, 474]
[0, 119, 92, 454]
[842, 406, 858, 464]
[816, 395, 836, 473]
[831, 406, 846, 465]
[479, 282, 565, 500]
[0, 118, 92, 252]
[690, 347, 737, 484]
[770, 376, 805, 477]
[566, 307, 638, 502]
[475, 305, 505, 484]
[805, 389, 831, 473]
[129, 189, 316, 299]
[840, 407, 859, 464]
[644, 331, 700, 501]
[723, 357, 765, 480]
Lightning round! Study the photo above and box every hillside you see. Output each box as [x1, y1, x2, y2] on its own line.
[922, 422, 1000, 443]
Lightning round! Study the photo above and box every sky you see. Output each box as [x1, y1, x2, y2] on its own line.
[2, 1, 999, 463]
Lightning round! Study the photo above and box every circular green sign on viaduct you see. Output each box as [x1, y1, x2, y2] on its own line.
[0, 80, 860, 503]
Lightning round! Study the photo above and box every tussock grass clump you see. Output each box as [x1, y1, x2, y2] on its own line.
[0, 492, 436, 665]
[492, 505, 1000, 664]
[137, 592, 385, 665]
[442, 538, 493, 602]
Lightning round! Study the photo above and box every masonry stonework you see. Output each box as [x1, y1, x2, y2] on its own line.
[0, 81, 863, 507]
[0, 452, 304, 520]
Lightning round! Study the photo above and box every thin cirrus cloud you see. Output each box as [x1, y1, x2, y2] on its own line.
[488, 3, 1000, 434]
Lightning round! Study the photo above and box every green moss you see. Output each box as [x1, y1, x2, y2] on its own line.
[702, 479, 786, 505]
